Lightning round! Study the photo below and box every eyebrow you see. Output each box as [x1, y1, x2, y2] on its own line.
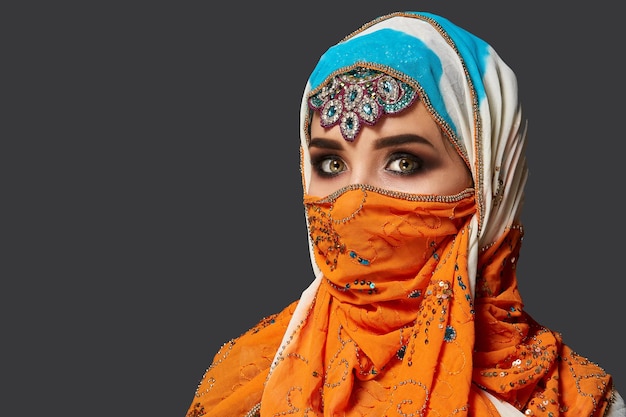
[308, 134, 434, 150]
[373, 134, 434, 150]
[308, 137, 344, 150]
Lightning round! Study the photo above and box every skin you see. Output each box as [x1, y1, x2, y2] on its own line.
[308, 101, 474, 197]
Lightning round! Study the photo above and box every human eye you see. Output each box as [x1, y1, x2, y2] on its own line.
[312, 155, 347, 177]
[385, 153, 423, 175]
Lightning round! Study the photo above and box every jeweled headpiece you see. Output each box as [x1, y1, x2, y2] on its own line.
[308, 67, 418, 141]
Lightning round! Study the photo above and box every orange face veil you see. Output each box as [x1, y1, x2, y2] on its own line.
[259, 11, 614, 417]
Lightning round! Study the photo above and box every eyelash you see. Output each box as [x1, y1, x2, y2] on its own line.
[311, 152, 424, 177]
[310, 155, 343, 178]
[386, 152, 423, 175]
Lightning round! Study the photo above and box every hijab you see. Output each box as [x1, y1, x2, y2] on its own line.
[261, 11, 614, 416]
[187, 11, 616, 417]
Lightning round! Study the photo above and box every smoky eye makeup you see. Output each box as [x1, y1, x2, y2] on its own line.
[310, 154, 348, 177]
[384, 152, 424, 175]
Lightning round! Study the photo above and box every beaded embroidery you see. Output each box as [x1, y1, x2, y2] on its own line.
[308, 67, 418, 141]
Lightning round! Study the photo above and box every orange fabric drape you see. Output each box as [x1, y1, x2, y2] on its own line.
[186, 303, 296, 417]
[472, 226, 614, 416]
[186, 188, 613, 416]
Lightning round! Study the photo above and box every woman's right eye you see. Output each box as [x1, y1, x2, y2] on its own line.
[315, 157, 346, 176]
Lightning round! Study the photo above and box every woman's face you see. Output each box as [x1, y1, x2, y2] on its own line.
[308, 101, 473, 197]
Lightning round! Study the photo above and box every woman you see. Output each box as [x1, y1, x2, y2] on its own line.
[186, 11, 625, 417]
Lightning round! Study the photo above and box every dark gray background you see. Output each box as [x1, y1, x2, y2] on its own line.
[5, 2, 623, 415]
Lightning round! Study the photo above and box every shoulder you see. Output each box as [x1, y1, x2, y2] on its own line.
[216, 299, 299, 360]
[239, 299, 299, 340]
[185, 300, 300, 416]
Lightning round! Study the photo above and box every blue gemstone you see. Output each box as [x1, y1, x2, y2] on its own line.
[444, 326, 457, 342]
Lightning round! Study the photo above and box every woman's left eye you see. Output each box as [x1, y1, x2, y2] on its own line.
[385, 154, 422, 174]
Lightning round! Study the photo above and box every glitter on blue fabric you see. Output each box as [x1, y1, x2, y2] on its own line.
[308, 28, 456, 137]
[309, 29, 438, 90]
[307, 12, 494, 141]
[412, 12, 491, 103]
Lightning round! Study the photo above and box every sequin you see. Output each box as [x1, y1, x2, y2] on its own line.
[444, 326, 457, 342]
[349, 250, 370, 265]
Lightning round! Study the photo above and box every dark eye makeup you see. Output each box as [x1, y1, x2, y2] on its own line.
[311, 155, 346, 177]
[385, 152, 423, 175]
[310, 151, 425, 178]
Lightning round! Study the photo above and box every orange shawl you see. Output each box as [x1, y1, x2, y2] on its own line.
[186, 187, 614, 416]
